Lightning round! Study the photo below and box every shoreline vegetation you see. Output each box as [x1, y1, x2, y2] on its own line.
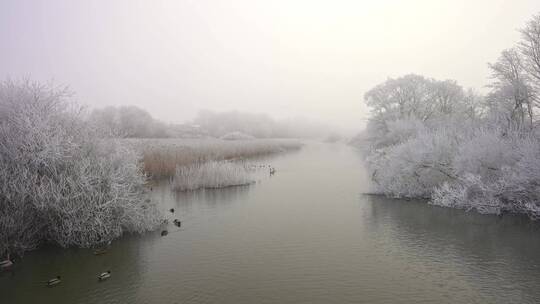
[171, 161, 271, 191]
[354, 13, 540, 220]
[0, 80, 162, 256]
[128, 138, 302, 179]
[0, 80, 302, 257]
[136, 138, 300, 191]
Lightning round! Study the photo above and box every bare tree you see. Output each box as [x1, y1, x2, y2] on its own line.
[488, 48, 534, 128]
[364, 74, 471, 125]
[519, 14, 540, 83]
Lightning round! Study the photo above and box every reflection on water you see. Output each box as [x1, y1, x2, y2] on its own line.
[363, 195, 540, 303]
[2, 143, 540, 304]
[154, 181, 254, 209]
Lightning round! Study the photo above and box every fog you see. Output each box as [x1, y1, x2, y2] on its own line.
[5, 2, 540, 302]
[2, 0, 539, 131]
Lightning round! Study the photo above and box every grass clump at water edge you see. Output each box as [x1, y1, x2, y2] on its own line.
[171, 161, 269, 191]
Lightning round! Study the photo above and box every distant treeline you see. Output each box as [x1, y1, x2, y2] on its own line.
[89, 107, 334, 139]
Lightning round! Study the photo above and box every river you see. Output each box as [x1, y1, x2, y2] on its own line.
[2, 142, 540, 303]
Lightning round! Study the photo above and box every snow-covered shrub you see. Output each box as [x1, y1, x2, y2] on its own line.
[368, 126, 459, 198]
[360, 13, 540, 219]
[366, 117, 540, 218]
[432, 174, 507, 215]
[431, 133, 540, 218]
[452, 127, 519, 181]
[172, 161, 265, 191]
[382, 119, 425, 147]
[359, 118, 426, 152]
[0, 80, 161, 256]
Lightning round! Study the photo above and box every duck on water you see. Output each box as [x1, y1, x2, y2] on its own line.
[46, 276, 61, 287]
[0, 259, 13, 270]
[1, 253, 14, 270]
[93, 248, 107, 255]
[98, 270, 111, 281]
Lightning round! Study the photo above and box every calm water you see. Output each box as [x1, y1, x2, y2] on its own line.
[2, 143, 540, 304]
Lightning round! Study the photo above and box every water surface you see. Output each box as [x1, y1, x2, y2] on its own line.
[2, 143, 540, 303]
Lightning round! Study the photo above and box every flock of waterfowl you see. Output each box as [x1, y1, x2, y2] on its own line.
[41, 270, 111, 287]
[161, 208, 182, 236]
[1, 206, 183, 288]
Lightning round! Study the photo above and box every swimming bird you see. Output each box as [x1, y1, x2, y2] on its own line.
[0, 253, 13, 269]
[0, 259, 13, 269]
[93, 248, 107, 256]
[46, 276, 61, 287]
[173, 219, 181, 227]
[169, 208, 175, 213]
[98, 270, 111, 281]
[161, 230, 168, 236]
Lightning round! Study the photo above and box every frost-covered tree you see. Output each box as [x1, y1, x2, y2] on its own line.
[90, 105, 170, 138]
[488, 49, 535, 128]
[0, 80, 162, 256]
[365, 74, 473, 127]
[358, 13, 540, 219]
[518, 13, 540, 85]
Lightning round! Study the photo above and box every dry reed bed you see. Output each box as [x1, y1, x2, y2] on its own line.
[125, 138, 302, 178]
[172, 161, 267, 191]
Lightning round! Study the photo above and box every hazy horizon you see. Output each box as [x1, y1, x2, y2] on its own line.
[2, 0, 540, 130]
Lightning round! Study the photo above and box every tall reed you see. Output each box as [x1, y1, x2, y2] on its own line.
[172, 161, 267, 191]
[127, 138, 302, 178]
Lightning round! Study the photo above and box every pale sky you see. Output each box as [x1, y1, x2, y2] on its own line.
[2, 0, 540, 130]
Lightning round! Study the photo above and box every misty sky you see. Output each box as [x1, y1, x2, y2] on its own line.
[2, 0, 540, 130]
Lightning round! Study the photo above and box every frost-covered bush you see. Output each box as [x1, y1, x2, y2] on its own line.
[359, 13, 540, 219]
[366, 117, 540, 218]
[377, 119, 426, 149]
[0, 80, 161, 256]
[431, 132, 540, 218]
[368, 126, 459, 198]
[452, 128, 519, 181]
[172, 161, 265, 191]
